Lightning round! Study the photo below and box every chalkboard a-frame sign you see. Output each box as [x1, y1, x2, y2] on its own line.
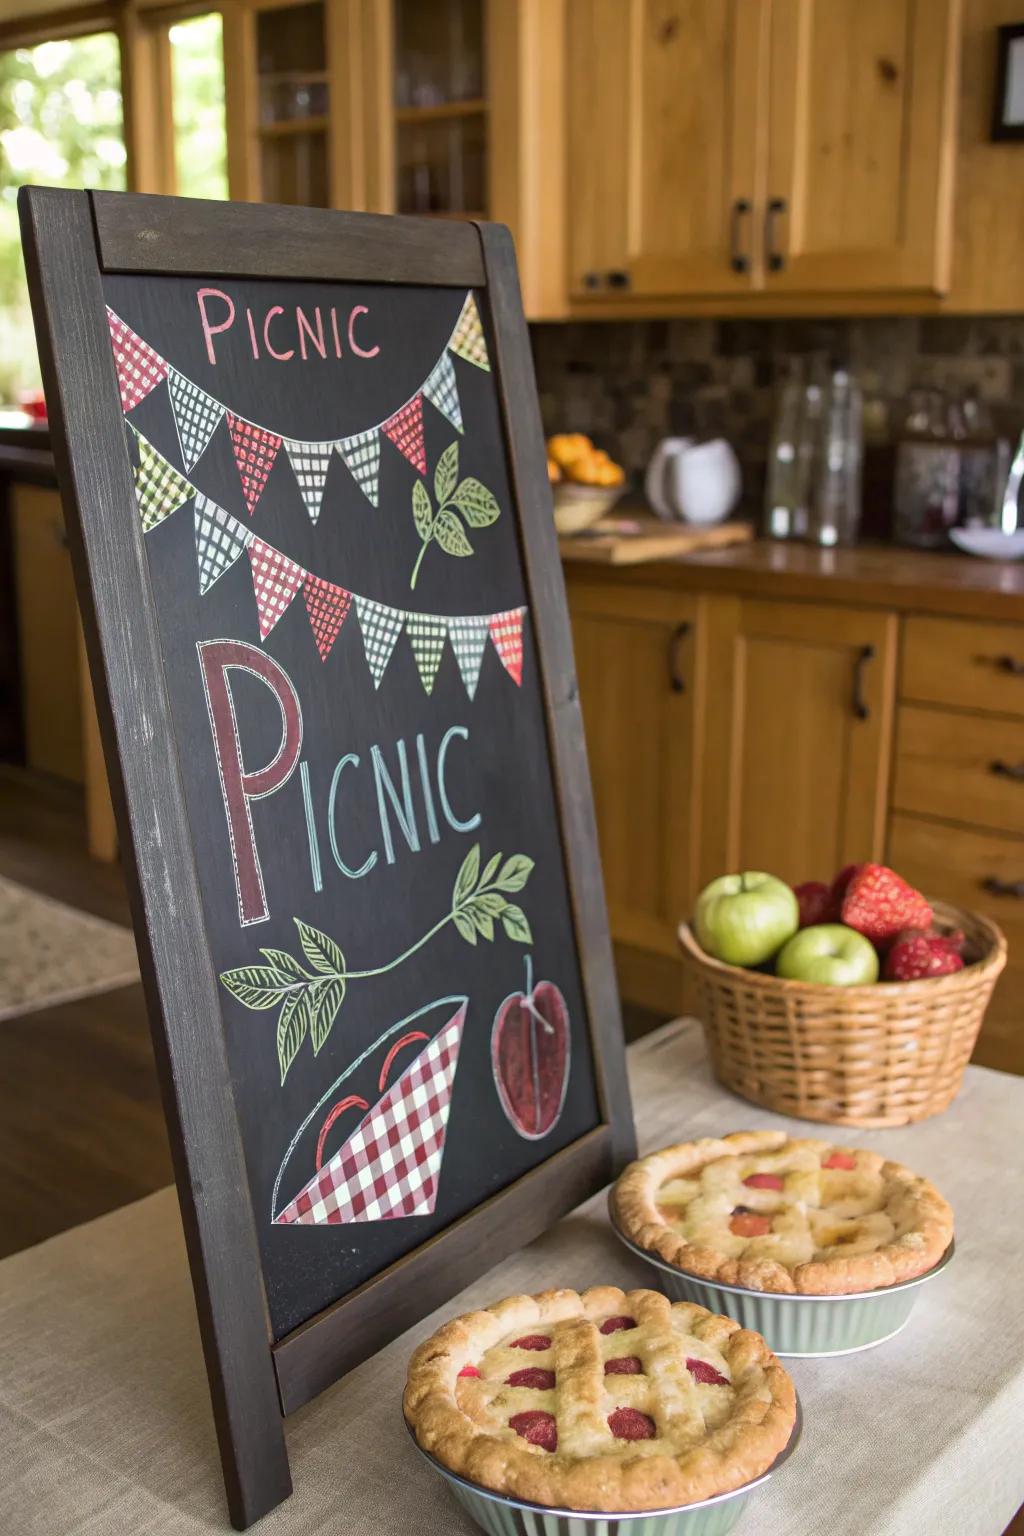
[20, 188, 635, 1529]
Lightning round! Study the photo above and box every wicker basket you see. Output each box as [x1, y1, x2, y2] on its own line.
[678, 901, 1006, 1127]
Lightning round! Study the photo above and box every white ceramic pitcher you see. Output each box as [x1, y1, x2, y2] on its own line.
[644, 436, 741, 525]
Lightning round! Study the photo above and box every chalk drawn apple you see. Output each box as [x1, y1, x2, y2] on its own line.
[491, 956, 570, 1140]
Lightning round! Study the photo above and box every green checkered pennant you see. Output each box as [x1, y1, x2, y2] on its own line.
[422, 351, 463, 433]
[130, 424, 196, 532]
[168, 369, 224, 470]
[338, 426, 381, 508]
[355, 596, 404, 687]
[446, 616, 490, 700]
[194, 493, 250, 594]
[449, 293, 490, 372]
[283, 438, 336, 524]
[405, 613, 448, 694]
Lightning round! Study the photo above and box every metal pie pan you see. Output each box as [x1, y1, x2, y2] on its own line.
[404, 1399, 801, 1536]
[611, 1218, 955, 1358]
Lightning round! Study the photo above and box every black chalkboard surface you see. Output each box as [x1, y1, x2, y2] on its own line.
[21, 189, 634, 1530]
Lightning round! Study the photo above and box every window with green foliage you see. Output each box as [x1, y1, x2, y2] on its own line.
[0, 32, 126, 403]
[170, 13, 228, 202]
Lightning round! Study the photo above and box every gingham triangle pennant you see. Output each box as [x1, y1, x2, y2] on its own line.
[303, 574, 352, 661]
[284, 438, 335, 525]
[227, 412, 283, 517]
[405, 613, 448, 695]
[355, 596, 404, 687]
[449, 292, 490, 372]
[130, 425, 196, 532]
[422, 351, 463, 433]
[194, 493, 251, 594]
[168, 369, 224, 471]
[106, 308, 169, 413]
[274, 1005, 466, 1225]
[337, 427, 381, 508]
[381, 394, 427, 475]
[446, 615, 490, 700]
[488, 607, 525, 687]
[247, 536, 305, 639]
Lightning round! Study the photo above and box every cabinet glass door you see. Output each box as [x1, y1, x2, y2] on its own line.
[394, 0, 487, 218]
[256, 1, 329, 206]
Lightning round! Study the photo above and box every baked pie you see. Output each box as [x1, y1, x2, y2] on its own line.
[611, 1131, 954, 1295]
[404, 1285, 796, 1512]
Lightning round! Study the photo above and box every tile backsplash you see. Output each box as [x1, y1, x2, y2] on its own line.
[529, 316, 1024, 524]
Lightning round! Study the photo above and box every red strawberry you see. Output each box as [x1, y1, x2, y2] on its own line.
[457, 1364, 481, 1378]
[599, 1316, 638, 1335]
[743, 1172, 783, 1190]
[506, 1367, 556, 1390]
[607, 1408, 656, 1441]
[686, 1357, 729, 1386]
[604, 1357, 643, 1375]
[883, 933, 965, 981]
[841, 865, 932, 947]
[823, 1151, 856, 1171]
[794, 881, 831, 928]
[828, 864, 863, 918]
[510, 1334, 551, 1351]
[509, 1410, 557, 1451]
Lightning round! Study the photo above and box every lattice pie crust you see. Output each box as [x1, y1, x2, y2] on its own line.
[611, 1131, 954, 1295]
[404, 1286, 796, 1512]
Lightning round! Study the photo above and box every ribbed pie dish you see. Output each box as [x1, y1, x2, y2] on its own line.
[405, 1401, 802, 1536]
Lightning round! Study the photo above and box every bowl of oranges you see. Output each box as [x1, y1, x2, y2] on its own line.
[547, 434, 626, 535]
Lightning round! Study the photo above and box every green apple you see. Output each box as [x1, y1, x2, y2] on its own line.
[776, 924, 879, 986]
[694, 873, 799, 967]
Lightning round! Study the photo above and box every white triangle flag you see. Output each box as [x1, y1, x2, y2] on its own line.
[405, 613, 448, 695]
[338, 427, 382, 508]
[355, 596, 404, 686]
[284, 438, 335, 524]
[194, 493, 250, 593]
[168, 369, 225, 470]
[446, 615, 490, 700]
[422, 351, 463, 433]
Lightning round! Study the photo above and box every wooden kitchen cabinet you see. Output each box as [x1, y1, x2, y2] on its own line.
[566, 0, 960, 306]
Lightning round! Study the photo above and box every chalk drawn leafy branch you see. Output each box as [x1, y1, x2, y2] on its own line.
[220, 845, 533, 1084]
[409, 440, 500, 590]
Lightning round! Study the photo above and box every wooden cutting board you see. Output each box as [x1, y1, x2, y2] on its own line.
[559, 515, 755, 565]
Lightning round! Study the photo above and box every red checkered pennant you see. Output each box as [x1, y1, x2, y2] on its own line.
[274, 1004, 466, 1225]
[488, 607, 525, 687]
[106, 308, 169, 413]
[227, 412, 282, 517]
[303, 573, 352, 661]
[381, 394, 427, 475]
[247, 536, 306, 639]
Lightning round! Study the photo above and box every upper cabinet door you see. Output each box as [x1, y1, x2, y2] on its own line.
[765, 0, 961, 294]
[568, 0, 767, 300]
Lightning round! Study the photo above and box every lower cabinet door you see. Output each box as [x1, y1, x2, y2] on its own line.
[568, 580, 698, 962]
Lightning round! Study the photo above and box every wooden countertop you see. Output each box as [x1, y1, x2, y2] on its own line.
[563, 535, 1024, 623]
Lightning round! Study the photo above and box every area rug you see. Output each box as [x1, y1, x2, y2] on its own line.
[0, 875, 140, 1021]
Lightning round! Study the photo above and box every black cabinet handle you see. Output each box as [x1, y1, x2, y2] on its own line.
[996, 655, 1024, 676]
[668, 622, 690, 693]
[990, 759, 1024, 781]
[730, 198, 751, 273]
[607, 270, 631, 290]
[582, 271, 602, 291]
[765, 197, 786, 272]
[983, 876, 1024, 898]
[852, 644, 875, 720]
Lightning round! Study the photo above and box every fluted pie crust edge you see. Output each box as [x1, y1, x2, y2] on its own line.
[403, 1285, 797, 1513]
[610, 1130, 954, 1296]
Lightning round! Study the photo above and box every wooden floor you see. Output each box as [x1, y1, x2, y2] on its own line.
[0, 766, 171, 1259]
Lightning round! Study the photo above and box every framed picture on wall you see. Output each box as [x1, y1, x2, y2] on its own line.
[993, 22, 1024, 141]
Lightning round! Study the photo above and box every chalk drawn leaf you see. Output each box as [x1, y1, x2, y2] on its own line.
[433, 508, 473, 557]
[435, 440, 459, 506]
[469, 903, 494, 941]
[220, 966, 293, 1010]
[475, 890, 509, 917]
[260, 947, 308, 979]
[480, 851, 502, 888]
[412, 479, 433, 542]
[495, 854, 535, 894]
[309, 977, 346, 1055]
[452, 476, 500, 527]
[295, 919, 345, 976]
[277, 989, 311, 1083]
[453, 843, 480, 907]
[500, 903, 533, 944]
[453, 908, 478, 945]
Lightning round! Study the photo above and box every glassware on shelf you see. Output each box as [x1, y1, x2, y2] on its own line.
[809, 370, 863, 548]
[254, 2, 329, 206]
[394, 0, 487, 217]
[893, 388, 1007, 546]
[764, 379, 819, 540]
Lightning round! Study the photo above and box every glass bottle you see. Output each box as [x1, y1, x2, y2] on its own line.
[810, 370, 862, 547]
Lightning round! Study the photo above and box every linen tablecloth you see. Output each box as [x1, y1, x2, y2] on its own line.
[1, 1019, 1022, 1536]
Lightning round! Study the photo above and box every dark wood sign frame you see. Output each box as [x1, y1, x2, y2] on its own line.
[20, 187, 635, 1531]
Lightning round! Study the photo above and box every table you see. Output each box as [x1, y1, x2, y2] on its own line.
[2, 1020, 1022, 1536]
